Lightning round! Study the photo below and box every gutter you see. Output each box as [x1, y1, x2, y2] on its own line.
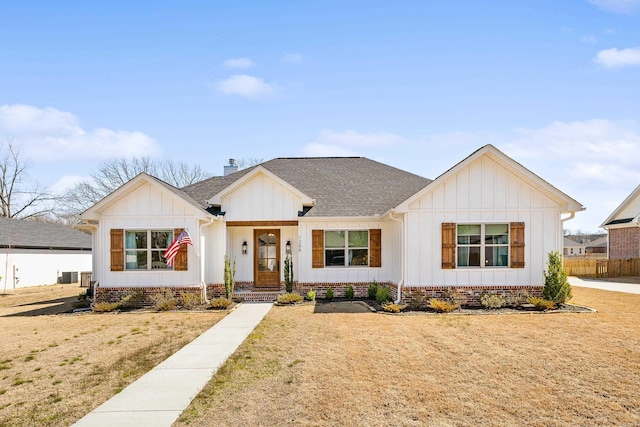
[388, 210, 405, 304]
[199, 216, 220, 302]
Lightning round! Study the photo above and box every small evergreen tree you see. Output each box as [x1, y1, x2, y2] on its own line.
[224, 255, 236, 299]
[542, 251, 572, 304]
[284, 254, 294, 293]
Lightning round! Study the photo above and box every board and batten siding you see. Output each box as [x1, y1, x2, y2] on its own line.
[297, 220, 400, 285]
[95, 181, 202, 288]
[405, 155, 563, 287]
[221, 172, 304, 222]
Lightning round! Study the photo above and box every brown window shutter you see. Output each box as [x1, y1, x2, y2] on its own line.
[174, 228, 188, 271]
[369, 229, 381, 267]
[110, 229, 124, 271]
[312, 230, 324, 268]
[442, 223, 456, 269]
[510, 222, 525, 268]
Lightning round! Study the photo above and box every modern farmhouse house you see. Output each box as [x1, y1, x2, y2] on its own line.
[79, 145, 584, 304]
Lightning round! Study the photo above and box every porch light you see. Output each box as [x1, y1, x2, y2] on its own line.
[242, 241, 248, 255]
[286, 240, 291, 255]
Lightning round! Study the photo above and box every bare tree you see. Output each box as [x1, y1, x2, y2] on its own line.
[62, 157, 213, 216]
[236, 157, 264, 169]
[0, 139, 55, 219]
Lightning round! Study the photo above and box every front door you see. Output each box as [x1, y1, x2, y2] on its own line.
[254, 229, 281, 287]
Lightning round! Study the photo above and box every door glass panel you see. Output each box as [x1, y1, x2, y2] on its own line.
[257, 232, 278, 272]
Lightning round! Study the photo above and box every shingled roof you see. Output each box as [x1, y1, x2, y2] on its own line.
[0, 217, 92, 250]
[182, 157, 431, 217]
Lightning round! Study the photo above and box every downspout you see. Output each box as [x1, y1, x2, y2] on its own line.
[388, 210, 405, 304]
[199, 216, 220, 303]
[561, 212, 576, 255]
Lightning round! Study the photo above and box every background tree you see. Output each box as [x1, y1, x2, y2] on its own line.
[61, 157, 213, 217]
[0, 139, 55, 219]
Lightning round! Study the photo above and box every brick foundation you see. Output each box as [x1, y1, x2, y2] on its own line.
[401, 285, 543, 307]
[609, 227, 640, 260]
[95, 286, 202, 307]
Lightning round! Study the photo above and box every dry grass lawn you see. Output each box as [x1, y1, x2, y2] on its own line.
[178, 287, 640, 427]
[0, 284, 226, 427]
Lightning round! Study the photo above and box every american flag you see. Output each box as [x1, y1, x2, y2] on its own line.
[163, 230, 193, 267]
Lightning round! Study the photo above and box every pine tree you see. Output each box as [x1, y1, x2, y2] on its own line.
[542, 251, 572, 304]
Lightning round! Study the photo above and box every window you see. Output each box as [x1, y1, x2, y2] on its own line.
[324, 230, 369, 267]
[125, 230, 173, 270]
[457, 224, 509, 268]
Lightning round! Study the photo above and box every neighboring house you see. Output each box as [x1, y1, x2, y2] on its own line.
[563, 237, 586, 257]
[0, 217, 92, 289]
[601, 184, 640, 259]
[79, 145, 584, 305]
[585, 235, 607, 257]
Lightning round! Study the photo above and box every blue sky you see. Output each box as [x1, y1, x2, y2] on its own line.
[1, 0, 639, 231]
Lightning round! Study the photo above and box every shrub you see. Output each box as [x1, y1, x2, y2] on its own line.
[284, 254, 294, 293]
[528, 297, 556, 311]
[367, 281, 379, 299]
[325, 288, 334, 300]
[152, 288, 178, 311]
[441, 288, 464, 305]
[93, 302, 120, 313]
[375, 286, 391, 304]
[119, 289, 146, 309]
[382, 302, 406, 313]
[305, 289, 316, 301]
[428, 299, 459, 313]
[505, 289, 530, 307]
[73, 293, 90, 309]
[406, 291, 430, 310]
[345, 284, 355, 299]
[542, 251, 572, 304]
[209, 298, 233, 310]
[180, 292, 202, 309]
[224, 255, 237, 299]
[479, 293, 506, 309]
[277, 293, 303, 304]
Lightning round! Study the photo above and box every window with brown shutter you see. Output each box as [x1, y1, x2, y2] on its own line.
[510, 222, 525, 268]
[110, 229, 124, 271]
[312, 230, 324, 268]
[441, 223, 457, 269]
[369, 229, 381, 267]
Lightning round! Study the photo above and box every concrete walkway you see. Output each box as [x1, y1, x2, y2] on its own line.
[569, 276, 640, 294]
[73, 302, 273, 427]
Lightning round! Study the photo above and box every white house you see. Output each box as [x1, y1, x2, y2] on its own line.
[0, 217, 92, 289]
[79, 145, 584, 305]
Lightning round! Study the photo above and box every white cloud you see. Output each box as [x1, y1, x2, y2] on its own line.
[595, 47, 640, 67]
[581, 34, 598, 43]
[281, 53, 303, 63]
[0, 104, 160, 162]
[222, 57, 255, 69]
[588, 0, 640, 13]
[214, 74, 276, 99]
[48, 175, 91, 195]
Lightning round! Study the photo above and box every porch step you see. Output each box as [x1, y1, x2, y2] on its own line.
[233, 290, 283, 302]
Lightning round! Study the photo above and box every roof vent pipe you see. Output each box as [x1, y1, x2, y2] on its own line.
[224, 158, 239, 176]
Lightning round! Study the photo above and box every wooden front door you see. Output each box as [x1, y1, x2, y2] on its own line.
[254, 229, 281, 287]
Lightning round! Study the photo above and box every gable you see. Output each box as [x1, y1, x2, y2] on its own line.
[81, 173, 211, 221]
[406, 155, 559, 211]
[215, 169, 308, 221]
[396, 145, 584, 214]
[602, 184, 640, 227]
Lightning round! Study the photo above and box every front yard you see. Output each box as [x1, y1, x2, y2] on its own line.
[178, 286, 640, 426]
[1, 284, 638, 426]
[0, 284, 226, 427]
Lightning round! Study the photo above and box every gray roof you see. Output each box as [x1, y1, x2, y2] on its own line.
[0, 217, 92, 250]
[182, 157, 432, 217]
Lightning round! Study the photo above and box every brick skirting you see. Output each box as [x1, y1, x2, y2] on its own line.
[97, 283, 543, 307]
[95, 286, 202, 307]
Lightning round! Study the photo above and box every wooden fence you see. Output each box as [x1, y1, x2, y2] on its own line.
[564, 258, 640, 278]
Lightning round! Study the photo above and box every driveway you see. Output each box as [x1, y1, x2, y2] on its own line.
[568, 276, 640, 294]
